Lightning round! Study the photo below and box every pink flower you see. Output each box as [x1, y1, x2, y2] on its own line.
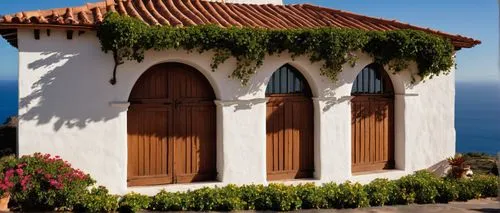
[49, 179, 63, 189]
[55, 155, 60, 159]
[0, 183, 8, 191]
[16, 168, 23, 176]
[49, 179, 57, 185]
[5, 169, 14, 177]
[21, 175, 31, 190]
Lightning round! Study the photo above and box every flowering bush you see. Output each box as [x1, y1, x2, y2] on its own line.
[0, 155, 17, 197]
[0, 153, 95, 211]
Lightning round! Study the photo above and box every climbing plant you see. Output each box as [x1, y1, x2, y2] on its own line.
[98, 12, 455, 85]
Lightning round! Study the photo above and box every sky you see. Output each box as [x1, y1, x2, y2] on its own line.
[0, 0, 498, 82]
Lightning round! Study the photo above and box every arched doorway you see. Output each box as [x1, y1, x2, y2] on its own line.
[266, 64, 314, 180]
[127, 63, 216, 186]
[351, 63, 395, 173]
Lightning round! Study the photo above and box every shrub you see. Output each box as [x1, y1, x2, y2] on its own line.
[435, 179, 458, 203]
[469, 175, 499, 198]
[2, 155, 498, 212]
[118, 192, 152, 213]
[296, 183, 326, 209]
[396, 171, 439, 204]
[323, 182, 369, 209]
[150, 190, 186, 211]
[384, 179, 405, 205]
[2, 153, 95, 211]
[0, 155, 17, 197]
[455, 178, 478, 201]
[262, 184, 302, 211]
[184, 187, 217, 211]
[74, 186, 119, 213]
[239, 184, 267, 210]
[323, 182, 341, 208]
[337, 182, 369, 208]
[212, 185, 245, 211]
[364, 179, 391, 206]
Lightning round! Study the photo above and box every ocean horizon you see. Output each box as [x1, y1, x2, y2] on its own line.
[0, 80, 499, 155]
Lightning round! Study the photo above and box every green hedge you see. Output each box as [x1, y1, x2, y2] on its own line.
[2, 153, 497, 212]
[117, 171, 498, 212]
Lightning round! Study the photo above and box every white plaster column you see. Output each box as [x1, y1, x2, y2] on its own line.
[396, 93, 419, 172]
[109, 101, 131, 195]
[314, 96, 354, 182]
[214, 99, 268, 184]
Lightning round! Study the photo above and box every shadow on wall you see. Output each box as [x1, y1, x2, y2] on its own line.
[19, 50, 118, 131]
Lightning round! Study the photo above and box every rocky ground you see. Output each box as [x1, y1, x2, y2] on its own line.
[463, 153, 499, 176]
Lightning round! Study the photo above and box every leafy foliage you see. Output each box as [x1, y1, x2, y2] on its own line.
[1, 154, 497, 212]
[98, 13, 455, 85]
[364, 179, 392, 206]
[73, 186, 119, 213]
[150, 190, 186, 211]
[118, 192, 152, 213]
[396, 170, 440, 204]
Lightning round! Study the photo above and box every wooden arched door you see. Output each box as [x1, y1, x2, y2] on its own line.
[266, 65, 314, 180]
[127, 63, 216, 186]
[351, 63, 395, 173]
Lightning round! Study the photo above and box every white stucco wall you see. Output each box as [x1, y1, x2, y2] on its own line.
[17, 29, 456, 195]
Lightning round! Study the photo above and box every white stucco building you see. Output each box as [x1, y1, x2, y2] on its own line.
[0, 0, 479, 195]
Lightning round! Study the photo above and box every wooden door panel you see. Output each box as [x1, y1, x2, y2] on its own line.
[351, 96, 394, 173]
[171, 65, 216, 183]
[173, 105, 216, 183]
[267, 97, 313, 180]
[127, 107, 173, 186]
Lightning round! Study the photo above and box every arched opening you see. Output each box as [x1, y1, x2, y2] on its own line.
[351, 63, 395, 173]
[127, 63, 216, 186]
[266, 64, 314, 180]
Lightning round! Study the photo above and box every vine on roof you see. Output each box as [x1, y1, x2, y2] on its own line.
[98, 12, 455, 85]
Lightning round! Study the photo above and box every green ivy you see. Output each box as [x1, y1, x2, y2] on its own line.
[98, 12, 455, 85]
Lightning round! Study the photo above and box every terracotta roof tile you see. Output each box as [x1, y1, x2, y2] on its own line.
[0, 0, 480, 48]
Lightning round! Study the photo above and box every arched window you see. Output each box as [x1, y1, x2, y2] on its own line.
[266, 64, 311, 96]
[352, 63, 394, 95]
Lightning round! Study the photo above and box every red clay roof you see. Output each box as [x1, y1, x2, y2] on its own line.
[0, 0, 480, 48]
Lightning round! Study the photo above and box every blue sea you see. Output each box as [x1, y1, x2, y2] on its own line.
[0, 80, 17, 124]
[0, 80, 498, 154]
[456, 82, 500, 155]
